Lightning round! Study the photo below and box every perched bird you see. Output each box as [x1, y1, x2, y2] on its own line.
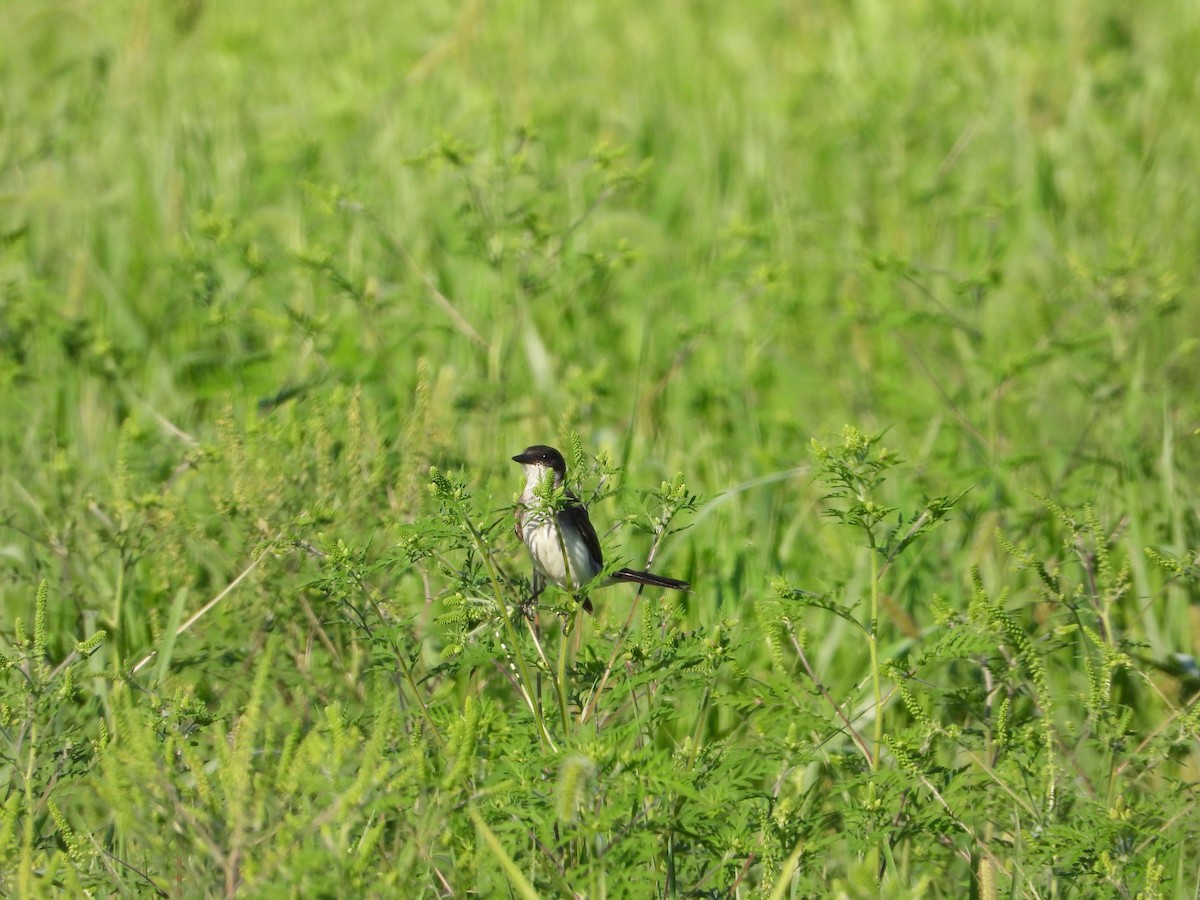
[512, 444, 690, 612]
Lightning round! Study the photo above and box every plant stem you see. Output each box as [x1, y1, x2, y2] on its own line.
[555, 625, 571, 733]
[869, 547, 882, 769]
[459, 507, 556, 751]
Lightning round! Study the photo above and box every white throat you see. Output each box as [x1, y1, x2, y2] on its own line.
[521, 463, 559, 496]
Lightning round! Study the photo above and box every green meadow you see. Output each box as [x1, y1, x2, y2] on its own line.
[3, 0, 1199, 895]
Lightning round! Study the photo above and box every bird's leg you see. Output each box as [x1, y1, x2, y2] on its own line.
[520, 574, 545, 620]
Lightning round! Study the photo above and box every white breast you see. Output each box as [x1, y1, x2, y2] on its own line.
[520, 509, 600, 590]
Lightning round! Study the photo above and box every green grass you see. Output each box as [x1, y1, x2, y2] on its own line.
[2, 0, 1199, 895]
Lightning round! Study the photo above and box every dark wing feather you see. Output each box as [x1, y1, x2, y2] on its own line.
[561, 489, 604, 572]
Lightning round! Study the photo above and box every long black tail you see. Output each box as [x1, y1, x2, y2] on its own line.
[612, 568, 691, 591]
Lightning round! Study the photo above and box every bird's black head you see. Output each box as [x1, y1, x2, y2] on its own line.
[512, 444, 567, 475]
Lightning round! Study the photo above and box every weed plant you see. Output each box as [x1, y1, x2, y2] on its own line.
[2, 0, 1199, 896]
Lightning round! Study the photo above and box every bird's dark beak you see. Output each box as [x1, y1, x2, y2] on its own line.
[512, 451, 531, 464]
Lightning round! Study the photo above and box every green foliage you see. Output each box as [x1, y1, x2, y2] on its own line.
[0, 582, 107, 895]
[2, 0, 1200, 894]
[812, 426, 965, 564]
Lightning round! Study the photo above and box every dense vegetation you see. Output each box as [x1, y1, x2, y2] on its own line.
[2, 0, 1198, 895]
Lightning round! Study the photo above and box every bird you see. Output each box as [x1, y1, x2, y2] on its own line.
[512, 444, 690, 613]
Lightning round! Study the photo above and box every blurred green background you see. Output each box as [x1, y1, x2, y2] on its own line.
[2, 0, 1198, 894]
[6, 0, 1195, 585]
